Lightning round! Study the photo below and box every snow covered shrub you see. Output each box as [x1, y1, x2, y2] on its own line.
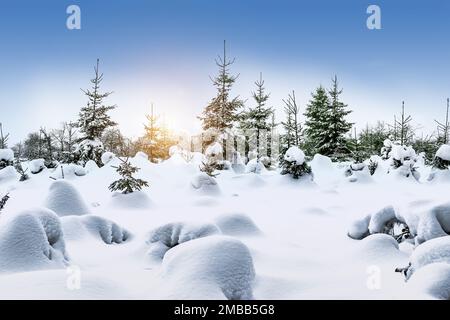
[380, 139, 392, 160]
[231, 151, 245, 174]
[191, 172, 220, 194]
[280, 146, 311, 179]
[395, 236, 450, 281]
[44, 180, 91, 216]
[214, 213, 261, 236]
[368, 157, 378, 175]
[14, 159, 29, 181]
[62, 215, 131, 244]
[406, 263, 450, 299]
[146, 222, 220, 260]
[0, 193, 10, 212]
[416, 203, 450, 244]
[0, 208, 69, 273]
[245, 158, 266, 174]
[109, 157, 149, 194]
[74, 139, 105, 167]
[388, 144, 419, 180]
[160, 236, 255, 300]
[29, 158, 45, 174]
[203, 141, 224, 172]
[433, 144, 450, 170]
[0, 148, 13, 169]
[101, 151, 115, 165]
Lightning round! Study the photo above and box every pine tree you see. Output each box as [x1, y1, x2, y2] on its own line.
[392, 101, 414, 145]
[143, 103, 161, 162]
[0, 123, 10, 149]
[109, 157, 149, 194]
[435, 98, 450, 145]
[75, 59, 116, 165]
[240, 73, 273, 161]
[304, 86, 329, 155]
[198, 40, 244, 157]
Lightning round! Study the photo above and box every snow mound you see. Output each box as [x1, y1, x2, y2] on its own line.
[214, 213, 261, 236]
[62, 215, 130, 244]
[110, 191, 152, 209]
[0, 208, 68, 273]
[205, 142, 222, 157]
[416, 204, 450, 244]
[310, 154, 339, 186]
[191, 173, 220, 195]
[391, 145, 416, 162]
[84, 160, 99, 173]
[436, 144, 450, 161]
[161, 236, 255, 300]
[284, 146, 305, 164]
[0, 149, 14, 162]
[245, 159, 267, 174]
[44, 180, 90, 216]
[146, 222, 220, 260]
[348, 214, 371, 240]
[29, 159, 45, 174]
[50, 164, 86, 179]
[356, 234, 402, 263]
[408, 263, 450, 299]
[407, 236, 450, 278]
[101, 152, 115, 165]
[0, 166, 17, 181]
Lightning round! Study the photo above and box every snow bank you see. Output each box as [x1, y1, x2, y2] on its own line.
[110, 190, 152, 209]
[284, 146, 305, 164]
[436, 145, 450, 161]
[191, 172, 220, 195]
[0, 208, 68, 273]
[84, 160, 99, 173]
[408, 263, 450, 299]
[62, 215, 130, 244]
[44, 180, 91, 216]
[146, 222, 220, 260]
[347, 214, 371, 240]
[214, 213, 261, 236]
[29, 159, 45, 174]
[161, 236, 255, 300]
[50, 164, 86, 179]
[356, 234, 403, 263]
[101, 152, 115, 165]
[245, 158, 267, 174]
[205, 142, 222, 157]
[310, 154, 340, 186]
[0, 149, 14, 162]
[416, 204, 450, 244]
[0, 166, 17, 181]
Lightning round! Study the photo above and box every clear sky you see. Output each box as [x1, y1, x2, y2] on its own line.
[1, 0, 450, 144]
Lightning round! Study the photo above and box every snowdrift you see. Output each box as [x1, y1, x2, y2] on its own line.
[214, 213, 261, 236]
[44, 180, 91, 216]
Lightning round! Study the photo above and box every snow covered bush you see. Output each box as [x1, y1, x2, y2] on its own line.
[146, 222, 220, 260]
[101, 151, 115, 165]
[0, 193, 10, 212]
[191, 172, 220, 194]
[160, 236, 255, 300]
[415, 203, 450, 244]
[433, 144, 450, 170]
[14, 159, 29, 181]
[29, 159, 45, 174]
[203, 141, 225, 172]
[245, 158, 266, 174]
[214, 213, 261, 236]
[380, 139, 392, 160]
[231, 151, 245, 174]
[388, 144, 419, 180]
[0, 148, 14, 169]
[109, 157, 149, 194]
[0, 208, 69, 273]
[368, 157, 378, 176]
[280, 146, 311, 179]
[62, 215, 130, 244]
[44, 180, 91, 216]
[50, 164, 86, 180]
[74, 139, 105, 167]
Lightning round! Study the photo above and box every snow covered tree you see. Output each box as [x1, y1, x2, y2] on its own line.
[14, 158, 29, 181]
[391, 101, 414, 145]
[198, 40, 244, 158]
[0, 193, 10, 212]
[0, 149, 13, 169]
[23, 132, 42, 160]
[281, 91, 302, 156]
[109, 157, 149, 194]
[0, 123, 9, 149]
[435, 98, 450, 145]
[433, 144, 450, 170]
[101, 127, 128, 156]
[239, 73, 273, 162]
[75, 59, 116, 166]
[40, 127, 57, 168]
[304, 86, 329, 155]
[280, 146, 311, 179]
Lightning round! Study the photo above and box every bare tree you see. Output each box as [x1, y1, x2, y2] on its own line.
[435, 98, 450, 144]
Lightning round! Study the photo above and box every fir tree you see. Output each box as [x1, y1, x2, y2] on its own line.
[198, 41, 244, 157]
[281, 91, 302, 153]
[143, 103, 162, 162]
[280, 146, 311, 179]
[304, 86, 329, 155]
[0, 193, 10, 212]
[435, 98, 450, 145]
[14, 158, 29, 181]
[391, 101, 414, 145]
[109, 157, 149, 194]
[0, 123, 9, 149]
[240, 73, 273, 161]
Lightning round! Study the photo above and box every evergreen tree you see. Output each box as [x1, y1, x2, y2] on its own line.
[75, 59, 116, 165]
[0, 123, 9, 149]
[109, 157, 149, 194]
[391, 101, 414, 145]
[0, 193, 10, 212]
[281, 91, 302, 154]
[240, 73, 273, 161]
[14, 158, 29, 181]
[143, 103, 161, 162]
[304, 86, 329, 155]
[198, 41, 243, 157]
[435, 98, 450, 145]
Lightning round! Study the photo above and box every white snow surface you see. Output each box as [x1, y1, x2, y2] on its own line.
[29, 159, 45, 174]
[284, 146, 305, 164]
[0, 148, 14, 161]
[435, 144, 450, 161]
[101, 152, 115, 165]
[1, 152, 450, 299]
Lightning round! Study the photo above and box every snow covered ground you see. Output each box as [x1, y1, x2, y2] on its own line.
[0, 151, 450, 300]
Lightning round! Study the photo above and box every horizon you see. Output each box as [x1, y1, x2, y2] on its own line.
[1, 0, 450, 145]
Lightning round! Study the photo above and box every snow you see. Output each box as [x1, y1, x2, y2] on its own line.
[435, 144, 450, 161]
[160, 236, 255, 300]
[284, 146, 305, 164]
[214, 213, 261, 236]
[416, 204, 450, 244]
[205, 142, 222, 157]
[406, 236, 450, 278]
[407, 263, 450, 299]
[245, 158, 267, 174]
[191, 172, 220, 195]
[29, 158, 45, 174]
[391, 145, 416, 162]
[0, 208, 68, 273]
[50, 164, 86, 179]
[85, 160, 99, 173]
[0, 166, 17, 182]
[0, 148, 14, 161]
[44, 180, 91, 216]
[101, 151, 115, 165]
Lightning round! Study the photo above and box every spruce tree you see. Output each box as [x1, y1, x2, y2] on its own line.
[198, 41, 243, 157]
[435, 98, 450, 145]
[0, 123, 9, 149]
[240, 73, 273, 161]
[143, 103, 162, 162]
[75, 59, 117, 165]
[304, 86, 329, 155]
[281, 91, 302, 151]
[109, 157, 149, 194]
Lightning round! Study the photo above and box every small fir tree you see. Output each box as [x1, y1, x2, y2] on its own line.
[109, 158, 149, 194]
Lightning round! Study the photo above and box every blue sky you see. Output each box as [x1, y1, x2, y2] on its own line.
[1, 0, 450, 144]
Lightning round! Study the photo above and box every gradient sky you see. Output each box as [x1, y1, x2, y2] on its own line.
[1, 0, 450, 144]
